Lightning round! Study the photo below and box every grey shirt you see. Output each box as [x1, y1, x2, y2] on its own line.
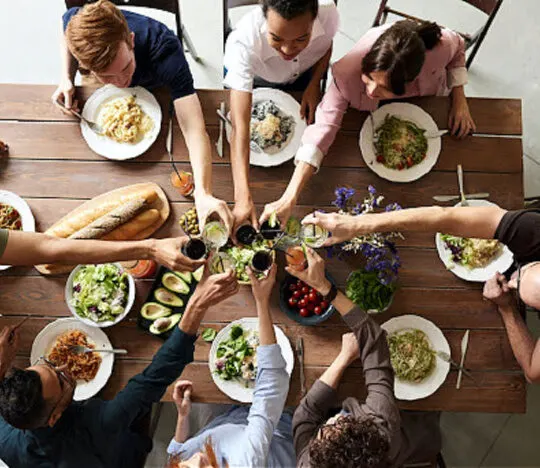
[292, 306, 441, 467]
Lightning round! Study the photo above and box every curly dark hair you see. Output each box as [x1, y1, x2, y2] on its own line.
[308, 415, 390, 468]
[0, 368, 48, 429]
[362, 20, 443, 96]
[261, 0, 318, 20]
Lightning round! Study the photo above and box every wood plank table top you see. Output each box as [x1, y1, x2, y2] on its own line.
[0, 84, 525, 413]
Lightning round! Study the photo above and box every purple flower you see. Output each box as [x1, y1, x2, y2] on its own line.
[368, 185, 377, 195]
[332, 187, 356, 210]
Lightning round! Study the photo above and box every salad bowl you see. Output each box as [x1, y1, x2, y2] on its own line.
[65, 263, 135, 328]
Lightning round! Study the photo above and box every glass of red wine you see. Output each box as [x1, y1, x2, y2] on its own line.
[235, 224, 258, 246]
[251, 250, 273, 273]
[182, 238, 207, 260]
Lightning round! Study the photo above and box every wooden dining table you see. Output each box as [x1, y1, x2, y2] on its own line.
[0, 84, 525, 413]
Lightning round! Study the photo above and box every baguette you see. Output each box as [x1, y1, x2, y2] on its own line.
[47, 187, 158, 238]
[69, 198, 147, 240]
[102, 209, 160, 241]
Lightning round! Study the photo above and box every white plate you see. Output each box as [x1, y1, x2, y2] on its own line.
[81, 84, 162, 160]
[30, 318, 114, 401]
[65, 263, 135, 328]
[359, 102, 441, 182]
[381, 314, 450, 401]
[209, 318, 294, 403]
[0, 190, 35, 271]
[226, 88, 307, 167]
[435, 199, 514, 282]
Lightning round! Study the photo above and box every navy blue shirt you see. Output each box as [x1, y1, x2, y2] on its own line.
[0, 327, 197, 468]
[63, 8, 195, 100]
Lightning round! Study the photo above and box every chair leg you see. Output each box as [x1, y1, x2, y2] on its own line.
[466, 0, 503, 69]
[436, 452, 447, 468]
[372, 0, 389, 27]
[182, 24, 201, 63]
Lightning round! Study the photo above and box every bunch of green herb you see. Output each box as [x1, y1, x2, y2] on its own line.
[214, 325, 258, 386]
[346, 269, 395, 312]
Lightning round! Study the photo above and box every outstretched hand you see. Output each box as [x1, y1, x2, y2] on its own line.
[285, 247, 331, 295]
[248, 263, 277, 306]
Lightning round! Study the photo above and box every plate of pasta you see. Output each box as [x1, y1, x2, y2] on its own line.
[81, 85, 161, 160]
[0, 190, 35, 271]
[30, 318, 114, 401]
[226, 88, 306, 167]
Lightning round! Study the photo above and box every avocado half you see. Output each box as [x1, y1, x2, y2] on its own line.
[193, 266, 204, 282]
[162, 273, 190, 295]
[149, 313, 182, 334]
[174, 271, 192, 284]
[154, 288, 184, 307]
[141, 302, 171, 320]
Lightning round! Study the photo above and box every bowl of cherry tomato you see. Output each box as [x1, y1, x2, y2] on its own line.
[279, 273, 336, 325]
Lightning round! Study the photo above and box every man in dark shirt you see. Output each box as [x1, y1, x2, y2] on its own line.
[0, 267, 239, 468]
[52, 0, 233, 234]
[301, 206, 540, 382]
[287, 248, 441, 467]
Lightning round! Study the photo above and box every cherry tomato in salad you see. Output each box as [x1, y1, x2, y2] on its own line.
[376, 155, 384, 163]
[299, 308, 310, 317]
[292, 290, 302, 299]
[288, 297, 298, 307]
[306, 302, 315, 312]
[406, 156, 413, 168]
[298, 299, 307, 308]
[301, 286, 309, 295]
[289, 283, 297, 292]
[320, 300, 329, 310]
[308, 292, 319, 303]
[314, 306, 322, 315]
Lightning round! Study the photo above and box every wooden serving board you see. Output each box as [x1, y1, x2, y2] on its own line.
[35, 182, 170, 275]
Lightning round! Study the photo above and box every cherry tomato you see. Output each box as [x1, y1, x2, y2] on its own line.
[299, 308, 310, 317]
[314, 306, 322, 315]
[320, 300, 329, 310]
[301, 286, 309, 295]
[306, 302, 315, 312]
[288, 297, 298, 307]
[292, 290, 302, 299]
[376, 155, 384, 163]
[289, 283, 297, 292]
[397, 162, 404, 171]
[298, 299, 307, 308]
[406, 156, 413, 167]
[308, 292, 319, 303]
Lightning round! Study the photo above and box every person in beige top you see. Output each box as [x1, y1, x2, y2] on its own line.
[286, 248, 441, 467]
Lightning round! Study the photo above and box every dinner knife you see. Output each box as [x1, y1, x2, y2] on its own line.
[433, 193, 490, 202]
[425, 129, 448, 139]
[456, 329, 470, 390]
[215, 102, 225, 158]
[296, 337, 306, 396]
[217, 109, 264, 154]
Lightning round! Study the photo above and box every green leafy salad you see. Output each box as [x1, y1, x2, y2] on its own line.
[71, 264, 129, 323]
[388, 329, 435, 383]
[214, 325, 259, 387]
[440, 234, 502, 269]
[374, 115, 428, 170]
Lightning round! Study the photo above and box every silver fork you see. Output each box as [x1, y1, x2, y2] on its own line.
[69, 345, 128, 355]
[55, 99, 103, 134]
[457, 164, 469, 207]
[436, 350, 478, 386]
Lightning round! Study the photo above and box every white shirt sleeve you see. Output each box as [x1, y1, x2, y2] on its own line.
[318, 0, 340, 42]
[224, 34, 255, 92]
[295, 144, 325, 172]
[447, 66, 468, 88]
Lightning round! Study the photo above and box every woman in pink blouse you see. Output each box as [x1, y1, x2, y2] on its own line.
[260, 21, 477, 226]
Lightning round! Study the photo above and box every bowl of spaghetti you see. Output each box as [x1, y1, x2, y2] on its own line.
[31, 318, 114, 401]
[80, 85, 162, 160]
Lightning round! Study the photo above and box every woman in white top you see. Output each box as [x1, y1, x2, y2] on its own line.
[224, 0, 339, 232]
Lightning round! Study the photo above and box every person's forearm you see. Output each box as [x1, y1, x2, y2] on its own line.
[280, 161, 315, 204]
[451, 85, 467, 105]
[179, 295, 207, 335]
[256, 300, 277, 345]
[174, 414, 190, 443]
[317, 282, 356, 318]
[1, 231, 155, 266]
[307, 47, 332, 88]
[352, 206, 505, 239]
[60, 32, 77, 82]
[319, 353, 349, 390]
[230, 90, 253, 203]
[174, 95, 213, 196]
[499, 303, 540, 383]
